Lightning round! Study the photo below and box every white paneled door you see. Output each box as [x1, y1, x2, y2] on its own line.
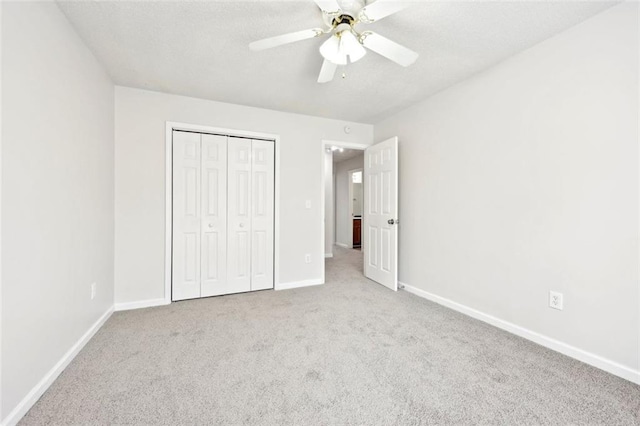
[172, 131, 202, 300]
[227, 137, 252, 293]
[251, 140, 275, 291]
[363, 137, 398, 291]
[172, 131, 274, 301]
[201, 134, 228, 297]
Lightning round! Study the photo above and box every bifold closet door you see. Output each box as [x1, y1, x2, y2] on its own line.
[251, 140, 275, 291]
[173, 131, 228, 301]
[173, 131, 203, 301]
[227, 138, 275, 291]
[173, 132, 274, 301]
[200, 134, 229, 297]
[227, 138, 252, 293]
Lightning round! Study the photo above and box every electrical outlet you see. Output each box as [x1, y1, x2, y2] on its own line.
[305, 254, 311, 264]
[549, 291, 563, 310]
[91, 282, 97, 300]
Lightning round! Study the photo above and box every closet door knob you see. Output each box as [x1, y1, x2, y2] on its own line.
[208, 223, 214, 228]
[239, 223, 245, 228]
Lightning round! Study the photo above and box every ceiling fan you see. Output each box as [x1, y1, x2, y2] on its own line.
[249, 0, 418, 83]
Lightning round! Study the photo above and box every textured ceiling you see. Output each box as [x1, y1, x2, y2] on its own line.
[57, 0, 617, 123]
[332, 148, 364, 163]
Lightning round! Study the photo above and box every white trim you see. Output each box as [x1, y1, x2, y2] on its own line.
[400, 282, 640, 385]
[323, 140, 370, 151]
[637, 0, 640, 375]
[321, 150, 333, 278]
[1, 307, 114, 426]
[0, 3, 4, 419]
[275, 278, 323, 291]
[274, 133, 281, 290]
[335, 242, 350, 249]
[320, 142, 325, 284]
[165, 122, 281, 303]
[114, 298, 169, 312]
[164, 123, 172, 304]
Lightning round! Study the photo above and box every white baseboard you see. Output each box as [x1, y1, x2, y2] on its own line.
[114, 298, 169, 311]
[324, 253, 333, 258]
[1, 306, 114, 426]
[399, 282, 640, 385]
[275, 278, 323, 291]
[335, 242, 349, 249]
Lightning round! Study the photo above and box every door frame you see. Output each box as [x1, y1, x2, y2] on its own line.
[164, 121, 281, 304]
[347, 168, 363, 248]
[320, 140, 369, 284]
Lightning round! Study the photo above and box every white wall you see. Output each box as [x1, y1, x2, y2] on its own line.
[324, 151, 334, 257]
[376, 3, 639, 372]
[115, 87, 373, 304]
[1, 1, 115, 421]
[334, 154, 364, 248]
[352, 179, 363, 217]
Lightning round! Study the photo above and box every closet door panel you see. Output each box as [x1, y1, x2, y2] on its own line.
[227, 138, 252, 293]
[172, 131, 201, 301]
[201, 134, 229, 297]
[251, 140, 275, 290]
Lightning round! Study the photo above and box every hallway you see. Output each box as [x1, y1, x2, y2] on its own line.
[325, 245, 365, 285]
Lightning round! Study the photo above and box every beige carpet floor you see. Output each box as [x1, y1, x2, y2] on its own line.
[21, 246, 640, 425]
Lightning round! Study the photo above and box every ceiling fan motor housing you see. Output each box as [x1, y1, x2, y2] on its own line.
[331, 14, 355, 28]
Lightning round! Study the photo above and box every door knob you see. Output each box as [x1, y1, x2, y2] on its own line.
[208, 223, 214, 228]
[239, 223, 245, 228]
[388, 219, 396, 225]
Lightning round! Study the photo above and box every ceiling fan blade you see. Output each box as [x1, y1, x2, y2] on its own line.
[358, 0, 411, 23]
[249, 28, 324, 51]
[318, 60, 338, 83]
[314, 0, 342, 14]
[361, 32, 418, 67]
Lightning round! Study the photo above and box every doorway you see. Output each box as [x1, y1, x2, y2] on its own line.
[321, 140, 367, 282]
[321, 137, 400, 291]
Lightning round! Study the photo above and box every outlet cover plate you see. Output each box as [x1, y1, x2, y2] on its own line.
[549, 291, 563, 310]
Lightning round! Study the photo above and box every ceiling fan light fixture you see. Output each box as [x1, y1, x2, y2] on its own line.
[340, 30, 366, 63]
[320, 34, 347, 65]
[249, 0, 418, 83]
